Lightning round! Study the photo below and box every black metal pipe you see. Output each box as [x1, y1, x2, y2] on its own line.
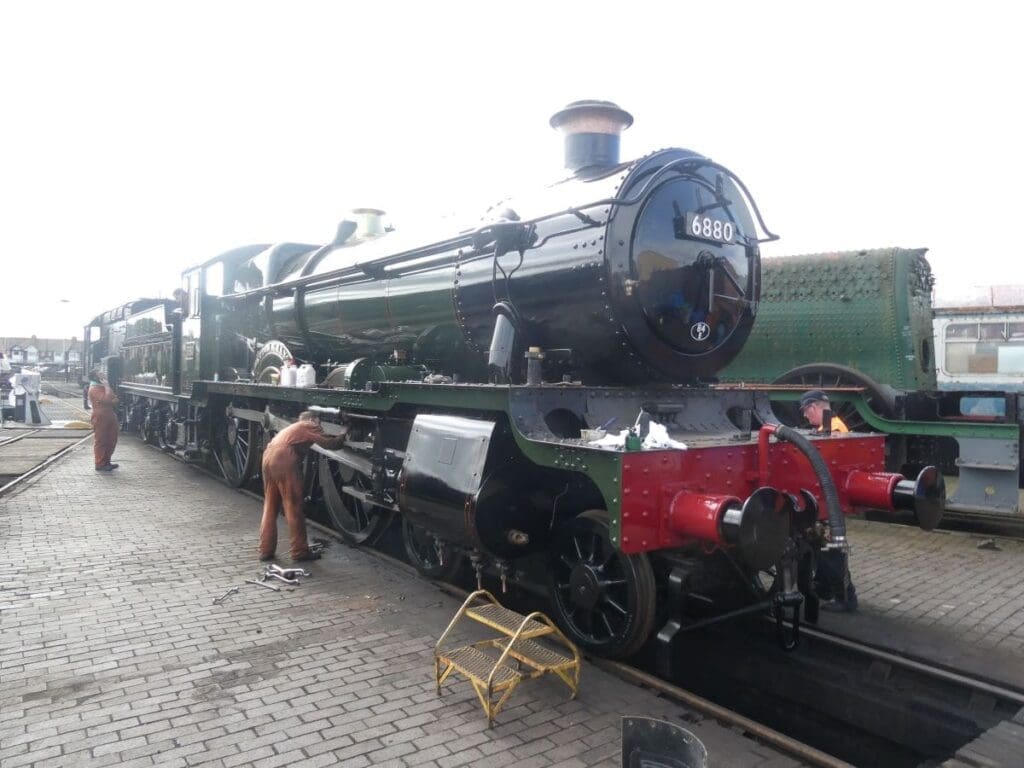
[773, 425, 846, 543]
[487, 304, 518, 384]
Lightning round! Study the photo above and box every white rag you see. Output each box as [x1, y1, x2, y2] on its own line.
[588, 421, 687, 450]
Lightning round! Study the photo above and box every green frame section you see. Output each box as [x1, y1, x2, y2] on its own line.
[767, 389, 1019, 439]
[198, 381, 627, 545]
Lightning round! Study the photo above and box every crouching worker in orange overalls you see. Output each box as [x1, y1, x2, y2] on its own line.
[88, 369, 120, 472]
[259, 411, 349, 562]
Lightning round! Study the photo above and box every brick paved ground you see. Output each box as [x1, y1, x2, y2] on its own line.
[821, 517, 1024, 687]
[0, 440, 802, 768]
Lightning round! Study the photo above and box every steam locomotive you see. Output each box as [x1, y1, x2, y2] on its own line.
[84, 101, 945, 659]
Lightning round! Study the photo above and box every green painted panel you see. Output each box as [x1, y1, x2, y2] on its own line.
[721, 248, 937, 390]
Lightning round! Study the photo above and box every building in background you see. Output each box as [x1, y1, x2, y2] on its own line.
[1, 336, 81, 368]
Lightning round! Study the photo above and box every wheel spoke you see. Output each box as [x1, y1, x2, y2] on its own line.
[602, 594, 628, 616]
[572, 534, 584, 561]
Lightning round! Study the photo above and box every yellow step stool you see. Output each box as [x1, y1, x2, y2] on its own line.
[434, 589, 581, 726]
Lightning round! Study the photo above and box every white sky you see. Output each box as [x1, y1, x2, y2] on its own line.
[1, 1, 1021, 339]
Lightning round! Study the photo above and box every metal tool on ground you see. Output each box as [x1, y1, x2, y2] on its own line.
[309, 538, 328, 555]
[267, 563, 311, 579]
[246, 578, 281, 592]
[262, 569, 300, 585]
[212, 586, 240, 604]
[434, 589, 581, 727]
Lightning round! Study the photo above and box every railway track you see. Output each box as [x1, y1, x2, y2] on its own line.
[0, 384, 92, 497]
[39, 380, 88, 404]
[658, 612, 1024, 767]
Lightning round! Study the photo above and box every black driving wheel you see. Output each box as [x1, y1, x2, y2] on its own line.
[548, 510, 656, 659]
[401, 518, 462, 581]
[125, 400, 145, 438]
[216, 410, 262, 488]
[318, 456, 392, 545]
[141, 405, 166, 447]
[772, 363, 897, 432]
[136, 404, 153, 443]
[155, 409, 175, 452]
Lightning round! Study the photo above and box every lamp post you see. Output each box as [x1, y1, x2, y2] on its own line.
[57, 299, 77, 383]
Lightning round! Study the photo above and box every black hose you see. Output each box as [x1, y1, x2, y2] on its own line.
[773, 426, 846, 542]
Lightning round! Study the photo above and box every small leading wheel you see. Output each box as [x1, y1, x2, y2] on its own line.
[401, 518, 462, 581]
[548, 510, 656, 659]
[216, 410, 262, 488]
[318, 456, 392, 545]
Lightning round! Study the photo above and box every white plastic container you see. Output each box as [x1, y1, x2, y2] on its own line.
[297, 364, 317, 388]
[279, 364, 298, 387]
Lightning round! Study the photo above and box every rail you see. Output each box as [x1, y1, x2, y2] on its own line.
[0, 433, 93, 498]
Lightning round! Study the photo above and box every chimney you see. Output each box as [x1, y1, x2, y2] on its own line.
[549, 100, 633, 174]
[352, 208, 386, 239]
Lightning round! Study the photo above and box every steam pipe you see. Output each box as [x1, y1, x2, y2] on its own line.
[758, 424, 846, 544]
[487, 302, 518, 384]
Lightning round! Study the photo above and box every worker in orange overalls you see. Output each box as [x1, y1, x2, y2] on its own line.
[88, 369, 120, 471]
[259, 411, 348, 562]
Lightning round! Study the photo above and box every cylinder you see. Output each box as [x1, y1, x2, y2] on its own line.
[844, 470, 901, 510]
[668, 492, 741, 544]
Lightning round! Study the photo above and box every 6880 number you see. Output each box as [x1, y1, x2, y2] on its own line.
[684, 212, 735, 244]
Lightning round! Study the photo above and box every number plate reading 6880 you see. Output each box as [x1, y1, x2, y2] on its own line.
[682, 212, 736, 244]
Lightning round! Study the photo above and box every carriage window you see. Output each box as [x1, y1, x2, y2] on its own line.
[944, 319, 1024, 375]
[944, 341, 997, 374]
[945, 323, 977, 340]
[999, 344, 1024, 374]
[979, 322, 1005, 341]
[959, 396, 1006, 417]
